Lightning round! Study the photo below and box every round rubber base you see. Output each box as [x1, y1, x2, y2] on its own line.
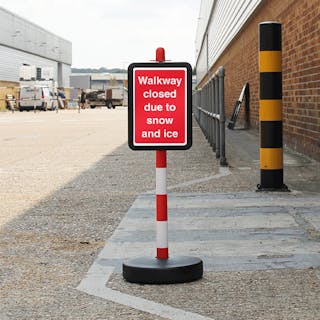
[123, 256, 203, 284]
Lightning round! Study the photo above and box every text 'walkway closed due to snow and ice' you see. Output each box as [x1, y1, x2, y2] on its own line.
[128, 63, 192, 150]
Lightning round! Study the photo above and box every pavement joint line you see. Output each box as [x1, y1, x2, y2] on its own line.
[77, 263, 214, 320]
[288, 207, 320, 240]
[146, 166, 231, 194]
[316, 270, 320, 281]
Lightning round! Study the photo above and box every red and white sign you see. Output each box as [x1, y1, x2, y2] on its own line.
[128, 63, 192, 150]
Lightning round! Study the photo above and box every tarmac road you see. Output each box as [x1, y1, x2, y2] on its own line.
[0, 108, 319, 320]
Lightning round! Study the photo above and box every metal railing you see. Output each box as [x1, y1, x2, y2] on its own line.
[193, 66, 227, 166]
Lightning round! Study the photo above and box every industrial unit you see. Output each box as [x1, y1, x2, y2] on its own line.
[0, 6, 72, 88]
[195, 0, 320, 160]
[69, 73, 128, 107]
[70, 73, 127, 90]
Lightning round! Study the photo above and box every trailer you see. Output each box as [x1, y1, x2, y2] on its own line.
[87, 88, 123, 109]
[105, 88, 123, 108]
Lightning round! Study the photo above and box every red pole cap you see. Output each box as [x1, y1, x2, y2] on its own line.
[156, 47, 165, 62]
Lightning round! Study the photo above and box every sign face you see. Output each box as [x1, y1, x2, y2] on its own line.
[128, 62, 192, 150]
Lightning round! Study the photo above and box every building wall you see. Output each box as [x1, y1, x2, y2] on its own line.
[61, 63, 71, 87]
[74, 73, 128, 91]
[195, 0, 263, 81]
[0, 44, 70, 86]
[196, 0, 320, 160]
[70, 75, 91, 90]
[0, 6, 71, 65]
[0, 7, 71, 87]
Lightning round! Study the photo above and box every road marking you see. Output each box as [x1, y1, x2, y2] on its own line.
[77, 262, 213, 320]
[146, 166, 231, 194]
[168, 167, 231, 190]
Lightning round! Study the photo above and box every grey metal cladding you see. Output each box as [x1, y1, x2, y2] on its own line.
[0, 6, 72, 65]
[195, 0, 262, 84]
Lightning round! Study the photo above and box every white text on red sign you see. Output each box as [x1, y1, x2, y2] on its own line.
[133, 68, 187, 146]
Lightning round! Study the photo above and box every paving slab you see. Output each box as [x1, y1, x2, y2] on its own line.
[79, 190, 320, 320]
[83, 191, 320, 276]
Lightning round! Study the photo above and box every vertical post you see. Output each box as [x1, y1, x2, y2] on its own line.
[218, 67, 227, 166]
[205, 85, 207, 139]
[244, 83, 250, 129]
[258, 22, 288, 191]
[156, 151, 168, 259]
[199, 88, 203, 131]
[206, 84, 208, 140]
[155, 47, 169, 259]
[214, 75, 220, 158]
[207, 84, 210, 140]
[123, 47, 203, 284]
[209, 79, 213, 148]
[33, 85, 37, 113]
[212, 77, 216, 152]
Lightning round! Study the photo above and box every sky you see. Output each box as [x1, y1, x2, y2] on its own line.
[0, 0, 201, 69]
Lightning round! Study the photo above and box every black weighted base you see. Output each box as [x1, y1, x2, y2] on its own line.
[123, 256, 203, 284]
[256, 183, 290, 192]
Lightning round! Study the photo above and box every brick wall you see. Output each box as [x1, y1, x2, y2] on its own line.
[205, 0, 320, 160]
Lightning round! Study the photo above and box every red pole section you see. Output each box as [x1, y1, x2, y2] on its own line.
[155, 47, 168, 259]
[156, 150, 168, 259]
[156, 47, 165, 63]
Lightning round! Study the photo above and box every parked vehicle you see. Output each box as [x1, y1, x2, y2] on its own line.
[86, 88, 123, 109]
[106, 88, 123, 108]
[86, 90, 105, 108]
[19, 85, 54, 111]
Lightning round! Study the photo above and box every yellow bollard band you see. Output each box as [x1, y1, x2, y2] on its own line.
[260, 100, 282, 121]
[259, 51, 282, 73]
[260, 148, 283, 170]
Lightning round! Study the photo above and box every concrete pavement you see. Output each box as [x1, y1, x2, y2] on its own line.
[79, 118, 320, 319]
[0, 109, 319, 320]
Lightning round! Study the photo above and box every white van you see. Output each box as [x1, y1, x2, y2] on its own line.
[19, 85, 54, 111]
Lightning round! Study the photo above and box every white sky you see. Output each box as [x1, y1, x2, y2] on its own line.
[0, 0, 201, 68]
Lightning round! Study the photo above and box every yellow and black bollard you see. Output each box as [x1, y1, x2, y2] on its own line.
[258, 21, 288, 191]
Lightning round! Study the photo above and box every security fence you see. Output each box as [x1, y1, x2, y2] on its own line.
[193, 66, 227, 166]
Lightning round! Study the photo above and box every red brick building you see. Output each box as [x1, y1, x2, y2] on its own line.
[195, 0, 320, 160]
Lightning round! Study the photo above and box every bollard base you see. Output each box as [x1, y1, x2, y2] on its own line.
[256, 183, 290, 192]
[219, 158, 228, 166]
[123, 256, 203, 284]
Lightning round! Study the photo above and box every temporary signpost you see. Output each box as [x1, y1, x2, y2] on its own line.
[123, 48, 203, 284]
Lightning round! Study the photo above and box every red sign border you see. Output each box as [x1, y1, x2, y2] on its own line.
[128, 62, 192, 150]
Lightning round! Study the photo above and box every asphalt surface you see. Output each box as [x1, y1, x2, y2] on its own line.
[0, 108, 319, 320]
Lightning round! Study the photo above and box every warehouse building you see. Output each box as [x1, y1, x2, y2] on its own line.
[0, 6, 72, 89]
[70, 73, 127, 90]
[90, 73, 127, 90]
[195, 0, 320, 160]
